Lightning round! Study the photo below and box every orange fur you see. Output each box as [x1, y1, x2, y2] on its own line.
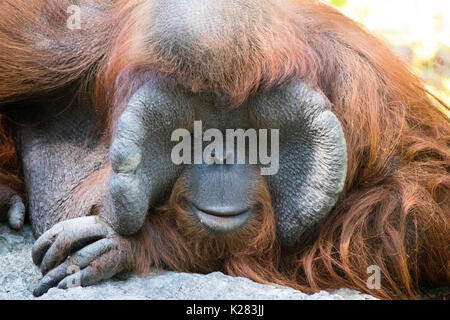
[0, 0, 448, 299]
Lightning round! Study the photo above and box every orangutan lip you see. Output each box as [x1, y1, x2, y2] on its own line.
[191, 203, 250, 217]
[189, 203, 252, 233]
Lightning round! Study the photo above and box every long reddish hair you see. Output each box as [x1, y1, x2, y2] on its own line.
[0, 0, 448, 299]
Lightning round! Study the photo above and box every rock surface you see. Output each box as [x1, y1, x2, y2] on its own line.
[0, 224, 376, 300]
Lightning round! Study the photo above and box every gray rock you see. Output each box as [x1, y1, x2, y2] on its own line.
[0, 224, 376, 300]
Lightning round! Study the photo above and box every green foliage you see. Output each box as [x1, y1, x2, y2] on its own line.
[329, 0, 348, 8]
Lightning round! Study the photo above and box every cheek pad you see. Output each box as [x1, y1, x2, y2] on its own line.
[106, 79, 347, 244]
[107, 80, 196, 235]
[248, 81, 348, 247]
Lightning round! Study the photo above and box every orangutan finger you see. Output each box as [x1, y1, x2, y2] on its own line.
[38, 217, 110, 275]
[57, 253, 125, 290]
[8, 195, 25, 230]
[33, 238, 115, 297]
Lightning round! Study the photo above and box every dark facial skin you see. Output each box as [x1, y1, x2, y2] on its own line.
[106, 80, 347, 245]
[184, 161, 261, 234]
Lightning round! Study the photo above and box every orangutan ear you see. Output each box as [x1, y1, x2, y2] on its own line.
[248, 81, 348, 247]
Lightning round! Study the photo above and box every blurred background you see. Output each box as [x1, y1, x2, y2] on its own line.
[325, 0, 450, 116]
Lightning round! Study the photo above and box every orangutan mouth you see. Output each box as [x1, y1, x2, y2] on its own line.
[189, 203, 252, 233]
